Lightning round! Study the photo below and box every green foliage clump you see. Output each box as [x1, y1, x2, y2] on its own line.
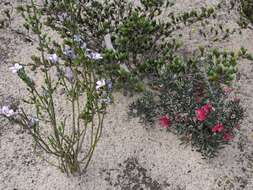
[115, 11, 159, 54]
[39, 0, 222, 93]
[241, 0, 253, 23]
[202, 49, 239, 83]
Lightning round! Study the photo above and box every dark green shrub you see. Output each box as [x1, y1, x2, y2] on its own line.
[241, 0, 253, 23]
[37, 0, 221, 92]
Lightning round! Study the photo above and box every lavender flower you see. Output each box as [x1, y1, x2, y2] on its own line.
[63, 45, 76, 60]
[99, 96, 112, 105]
[0, 106, 15, 117]
[74, 34, 88, 51]
[80, 42, 87, 50]
[65, 67, 74, 82]
[73, 34, 82, 43]
[28, 116, 39, 128]
[49, 54, 58, 64]
[96, 79, 106, 90]
[58, 12, 69, 22]
[86, 49, 103, 60]
[106, 80, 113, 91]
[10, 63, 23, 73]
[91, 52, 103, 60]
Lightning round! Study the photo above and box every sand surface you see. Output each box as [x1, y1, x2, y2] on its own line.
[0, 0, 253, 190]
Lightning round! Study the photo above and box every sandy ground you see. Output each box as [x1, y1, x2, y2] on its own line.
[1, 0, 253, 190]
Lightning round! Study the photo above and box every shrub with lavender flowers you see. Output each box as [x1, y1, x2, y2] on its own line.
[0, 0, 113, 175]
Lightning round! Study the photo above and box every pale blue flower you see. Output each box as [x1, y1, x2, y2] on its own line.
[0, 106, 15, 117]
[96, 79, 106, 90]
[10, 63, 23, 73]
[58, 13, 69, 22]
[86, 49, 103, 60]
[99, 97, 112, 104]
[63, 45, 76, 60]
[81, 42, 87, 50]
[73, 34, 82, 43]
[49, 54, 58, 64]
[106, 80, 113, 91]
[28, 116, 39, 128]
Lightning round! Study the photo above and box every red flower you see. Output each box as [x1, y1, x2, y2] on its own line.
[159, 116, 171, 128]
[201, 103, 212, 114]
[196, 108, 206, 121]
[223, 133, 234, 141]
[212, 123, 224, 133]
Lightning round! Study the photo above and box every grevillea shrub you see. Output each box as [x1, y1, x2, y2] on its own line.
[0, 0, 113, 175]
[130, 58, 244, 158]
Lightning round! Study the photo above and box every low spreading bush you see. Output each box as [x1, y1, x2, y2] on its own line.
[130, 57, 244, 158]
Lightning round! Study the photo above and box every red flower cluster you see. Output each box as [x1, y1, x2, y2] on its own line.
[212, 123, 224, 133]
[195, 103, 212, 121]
[159, 101, 237, 143]
[202, 103, 212, 114]
[159, 116, 171, 128]
[195, 109, 206, 121]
